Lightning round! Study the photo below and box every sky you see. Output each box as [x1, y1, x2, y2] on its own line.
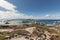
[0, 0, 60, 19]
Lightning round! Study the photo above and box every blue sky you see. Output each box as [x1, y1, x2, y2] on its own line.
[7, 0, 60, 16]
[0, 0, 60, 19]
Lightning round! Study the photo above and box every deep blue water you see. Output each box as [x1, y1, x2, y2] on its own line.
[39, 19, 60, 24]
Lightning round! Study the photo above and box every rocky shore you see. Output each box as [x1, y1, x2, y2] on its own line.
[2, 26, 60, 40]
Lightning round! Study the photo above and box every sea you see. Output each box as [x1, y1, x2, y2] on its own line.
[39, 19, 59, 24]
[8, 19, 60, 24]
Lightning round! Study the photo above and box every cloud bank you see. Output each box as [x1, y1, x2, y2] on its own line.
[0, 0, 35, 19]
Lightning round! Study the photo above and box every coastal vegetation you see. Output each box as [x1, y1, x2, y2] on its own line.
[0, 20, 60, 40]
[0, 25, 9, 29]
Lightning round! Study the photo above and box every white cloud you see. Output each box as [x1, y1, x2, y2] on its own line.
[0, 0, 16, 11]
[0, 0, 36, 19]
[45, 14, 50, 17]
[39, 14, 60, 19]
[0, 11, 36, 19]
